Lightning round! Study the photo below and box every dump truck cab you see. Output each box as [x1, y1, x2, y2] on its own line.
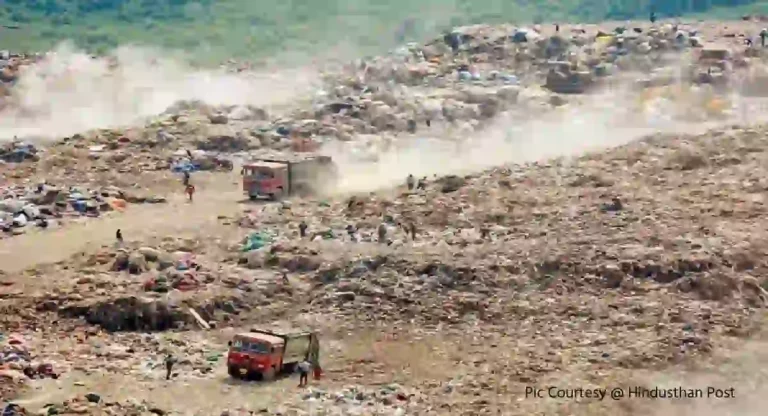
[242, 161, 289, 199]
[242, 155, 338, 200]
[227, 329, 320, 381]
[227, 332, 287, 380]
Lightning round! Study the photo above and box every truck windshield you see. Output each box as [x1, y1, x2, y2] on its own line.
[254, 169, 274, 179]
[243, 168, 274, 179]
[231, 339, 270, 354]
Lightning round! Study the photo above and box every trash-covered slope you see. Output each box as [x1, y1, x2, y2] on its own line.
[4, 18, 768, 416]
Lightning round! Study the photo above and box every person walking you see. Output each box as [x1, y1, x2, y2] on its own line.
[185, 183, 195, 202]
[297, 358, 311, 387]
[164, 354, 177, 380]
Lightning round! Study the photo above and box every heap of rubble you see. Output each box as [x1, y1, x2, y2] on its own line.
[1, 20, 752, 184]
[0, 182, 166, 239]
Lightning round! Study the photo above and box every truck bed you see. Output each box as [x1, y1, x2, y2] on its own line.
[283, 335, 312, 364]
[250, 329, 314, 364]
[244, 153, 332, 165]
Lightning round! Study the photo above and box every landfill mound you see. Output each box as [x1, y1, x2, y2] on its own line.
[3, 19, 768, 416]
[3, 122, 768, 415]
[2, 20, 767, 193]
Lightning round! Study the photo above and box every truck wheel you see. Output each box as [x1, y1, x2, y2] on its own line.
[269, 187, 284, 201]
[262, 367, 276, 381]
[228, 366, 241, 379]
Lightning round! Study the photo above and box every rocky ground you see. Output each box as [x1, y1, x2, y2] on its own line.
[2, 18, 768, 415]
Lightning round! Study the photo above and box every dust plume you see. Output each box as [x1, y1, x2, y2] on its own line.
[0, 42, 320, 141]
[327, 84, 762, 194]
[644, 335, 768, 416]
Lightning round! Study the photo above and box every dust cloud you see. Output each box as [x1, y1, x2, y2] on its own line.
[644, 336, 768, 416]
[327, 86, 753, 194]
[0, 42, 320, 141]
[2, 40, 765, 199]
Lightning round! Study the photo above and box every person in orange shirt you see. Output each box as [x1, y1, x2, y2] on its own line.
[185, 183, 195, 202]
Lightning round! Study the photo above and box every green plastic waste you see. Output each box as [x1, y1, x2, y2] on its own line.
[242, 231, 273, 252]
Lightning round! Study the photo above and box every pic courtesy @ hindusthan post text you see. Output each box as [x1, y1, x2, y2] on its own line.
[525, 385, 736, 401]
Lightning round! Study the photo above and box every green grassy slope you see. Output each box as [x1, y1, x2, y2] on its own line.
[690, 0, 768, 18]
[0, 0, 762, 62]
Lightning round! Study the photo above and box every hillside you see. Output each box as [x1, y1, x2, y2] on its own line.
[0, 0, 764, 62]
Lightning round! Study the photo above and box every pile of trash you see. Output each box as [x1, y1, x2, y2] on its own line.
[210, 384, 421, 415]
[0, 20, 756, 194]
[241, 231, 274, 252]
[0, 141, 39, 164]
[288, 384, 418, 415]
[223, 121, 768, 379]
[3, 21, 768, 416]
[28, 239, 283, 331]
[0, 334, 29, 398]
[0, 333, 59, 402]
[143, 251, 212, 293]
[2, 395, 167, 416]
[273, 22, 715, 142]
[106, 245, 214, 293]
[147, 21, 752, 159]
[170, 153, 233, 173]
[0, 22, 723, 167]
[0, 183, 165, 238]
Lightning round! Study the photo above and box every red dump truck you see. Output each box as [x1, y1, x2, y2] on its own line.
[241, 155, 338, 200]
[227, 329, 320, 381]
